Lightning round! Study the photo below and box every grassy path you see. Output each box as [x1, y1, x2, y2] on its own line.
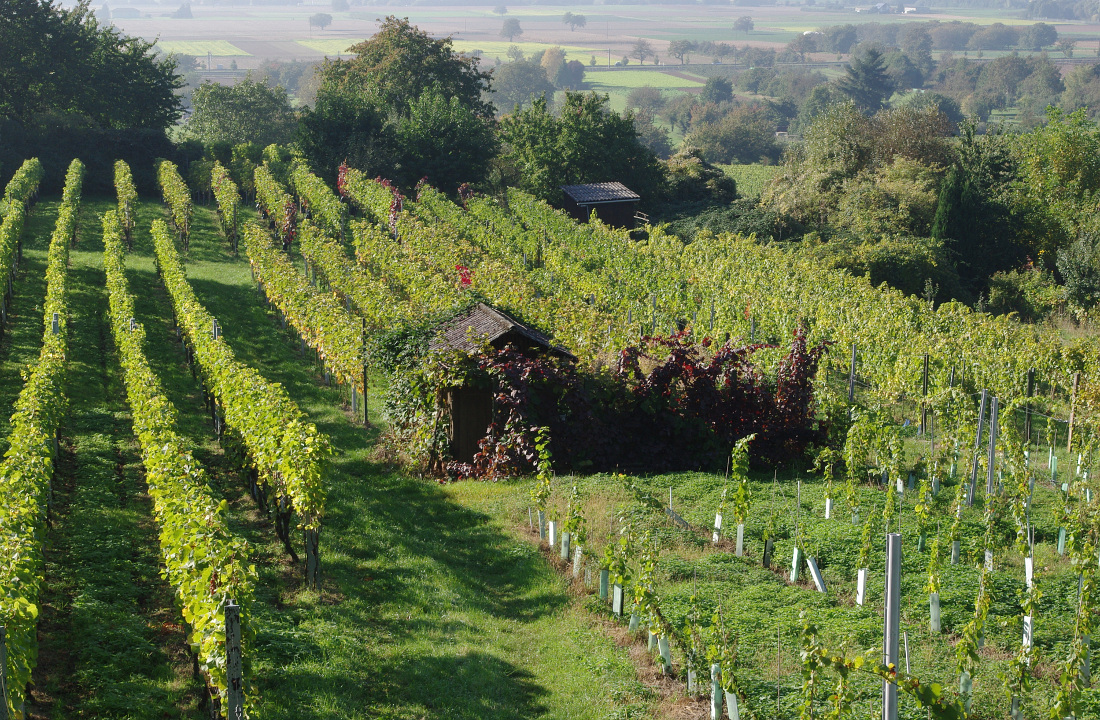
[29, 197, 204, 719]
[0, 200, 56, 448]
[117, 201, 651, 719]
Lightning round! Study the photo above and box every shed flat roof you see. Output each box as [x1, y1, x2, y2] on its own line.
[561, 182, 640, 205]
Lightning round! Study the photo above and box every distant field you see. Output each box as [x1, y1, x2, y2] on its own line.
[720, 163, 780, 197]
[118, 4, 1100, 69]
[296, 38, 364, 55]
[155, 40, 250, 56]
[586, 69, 706, 89]
[449, 40, 604, 62]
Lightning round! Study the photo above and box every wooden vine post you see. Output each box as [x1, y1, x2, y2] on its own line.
[920, 353, 929, 435]
[1024, 368, 1035, 444]
[225, 601, 244, 719]
[1, 625, 8, 720]
[883, 533, 902, 720]
[968, 389, 988, 507]
[361, 317, 370, 427]
[986, 397, 999, 498]
[1068, 372, 1081, 452]
[848, 343, 857, 403]
[305, 520, 320, 590]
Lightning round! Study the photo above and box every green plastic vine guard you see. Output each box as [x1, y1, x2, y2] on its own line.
[724, 689, 740, 720]
[1, 625, 8, 720]
[658, 635, 671, 675]
[710, 664, 721, 720]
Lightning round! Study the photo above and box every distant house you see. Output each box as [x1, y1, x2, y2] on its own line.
[868, 2, 891, 11]
[430, 303, 574, 464]
[560, 182, 641, 229]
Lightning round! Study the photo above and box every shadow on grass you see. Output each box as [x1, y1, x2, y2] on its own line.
[264, 650, 549, 720]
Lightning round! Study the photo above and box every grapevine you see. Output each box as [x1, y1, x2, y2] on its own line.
[150, 220, 329, 534]
[244, 222, 366, 394]
[102, 210, 256, 711]
[114, 159, 137, 247]
[157, 160, 192, 248]
[0, 159, 81, 718]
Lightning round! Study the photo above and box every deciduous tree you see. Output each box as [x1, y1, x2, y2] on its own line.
[492, 59, 555, 113]
[668, 40, 697, 65]
[183, 77, 297, 147]
[0, 0, 181, 129]
[322, 16, 493, 118]
[501, 18, 523, 42]
[562, 12, 586, 31]
[499, 92, 662, 202]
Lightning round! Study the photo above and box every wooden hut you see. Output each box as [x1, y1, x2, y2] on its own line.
[560, 182, 641, 228]
[430, 303, 574, 464]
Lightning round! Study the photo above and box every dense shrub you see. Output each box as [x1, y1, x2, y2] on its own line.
[412, 327, 830, 479]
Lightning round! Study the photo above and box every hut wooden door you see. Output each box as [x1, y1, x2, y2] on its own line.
[447, 387, 493, 464]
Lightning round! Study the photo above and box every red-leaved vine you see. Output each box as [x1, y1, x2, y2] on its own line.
[444, 326, 830, 479]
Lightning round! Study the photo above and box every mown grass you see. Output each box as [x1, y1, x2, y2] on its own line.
[112, 199, 652, 719]
[0, 201, 54, 448]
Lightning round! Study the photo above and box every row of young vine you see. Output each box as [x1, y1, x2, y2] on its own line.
[337, 169, 616, 356]
[0, 159, 82, 719]
[243, 221, 365, 395]
[149, 217, 329, 570]
[1, 159, 43, 215]
[399, 177, 1091, 412]
[114, 159, 138, 247]
[211, 161, 240, 251]
[255, 164, 296, 247]
[101, 192, 256, 712]
[157, 160, 192, 247]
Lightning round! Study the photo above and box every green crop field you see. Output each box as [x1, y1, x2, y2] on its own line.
[720, 163, 781, 198]
[586, 69, 706, 90]
[295, 38, 364, 55]
[154, 40, 251, 56]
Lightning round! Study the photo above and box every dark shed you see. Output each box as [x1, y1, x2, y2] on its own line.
[431, 303, 574, 464]
[560, 182, 641, 228]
